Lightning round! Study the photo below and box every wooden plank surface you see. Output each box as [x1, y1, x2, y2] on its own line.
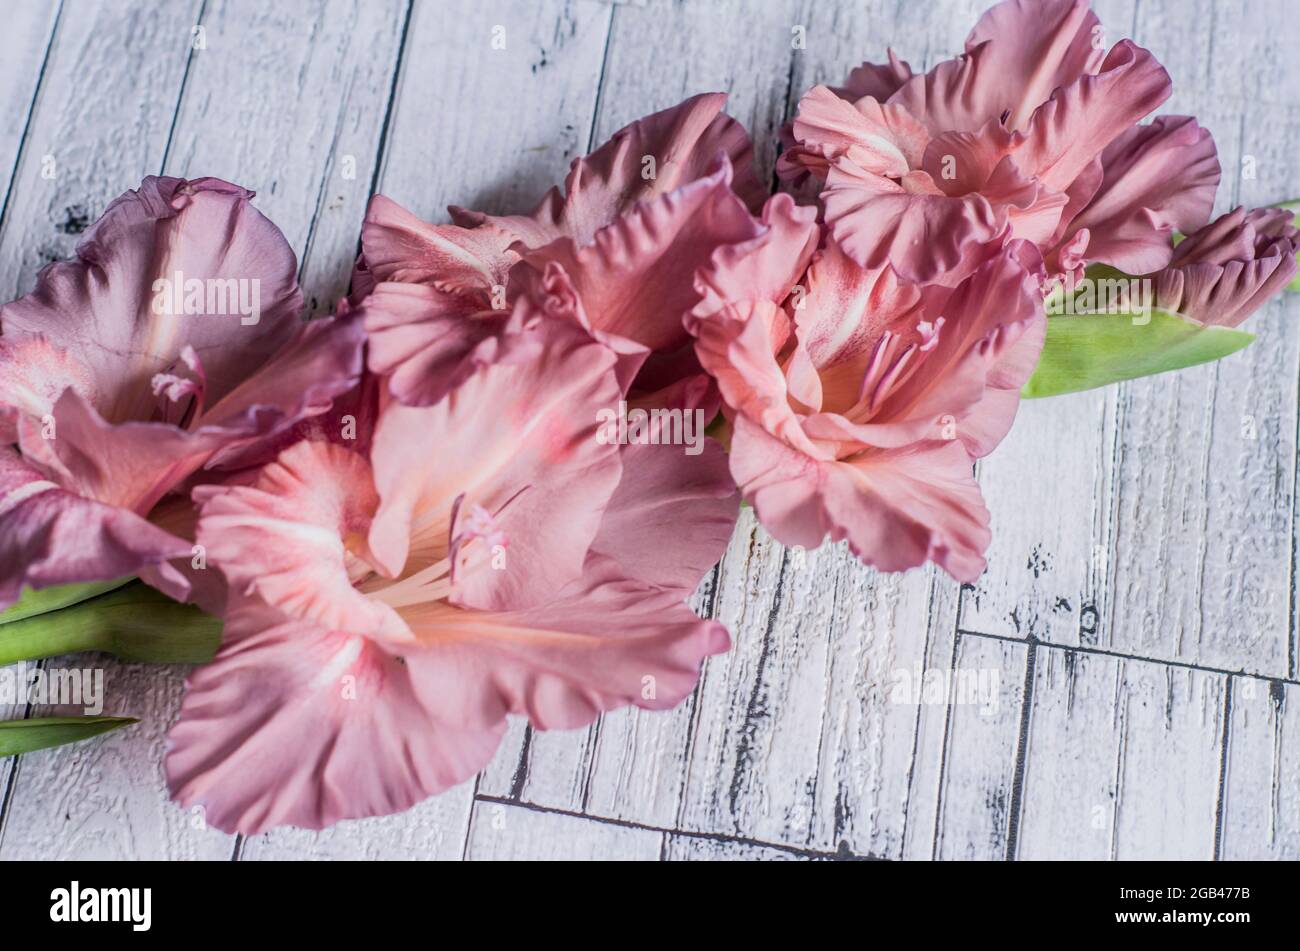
[0, 0, 1298, 861]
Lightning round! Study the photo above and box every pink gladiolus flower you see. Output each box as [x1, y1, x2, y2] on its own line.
[688, 196, 1046, 581]
[779, 0, 1220, 287]
[0, 177, 365, 609]
[355, 93, 766, 410]
[166, 290, 739, 833]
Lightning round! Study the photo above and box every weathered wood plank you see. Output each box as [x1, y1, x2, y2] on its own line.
[463, 799, 661, 860]
[240, 790, 475, 860]
[0, 0, 407, 860]
[1220, 677, 1300, 859]
[930, 634, 1028, 860]
[661, 834, 818, 861]
[1015, 647, 1225, 860]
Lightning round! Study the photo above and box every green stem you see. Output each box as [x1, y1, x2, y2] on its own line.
[0, 582, 221, 667]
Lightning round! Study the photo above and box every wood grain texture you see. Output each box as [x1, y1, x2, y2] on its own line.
[1, 0, 1298, 861]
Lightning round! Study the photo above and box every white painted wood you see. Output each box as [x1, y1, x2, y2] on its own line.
[1221, 677, 1300, 859]
[1015, 648, 1226, 860]
[930, 634, 1027, 860]
[463, 800, 661, 860]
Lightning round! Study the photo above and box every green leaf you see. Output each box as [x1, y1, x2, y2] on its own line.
[0, 582, 221, 667]
[1277, 200, 1300, 292]
[0, 716, 136, 757]
[0, 578, 132, 625]
[1022, 308, 1255, 399]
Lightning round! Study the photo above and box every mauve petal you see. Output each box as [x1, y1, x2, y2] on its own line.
[589, 440, 739, 596]
[1013, 40, 1171, 194]
[33, 314, 365, 513]
[0, 177, 303, 424]
[398, 557, 731, 732]
[693, 194, 819, 317]
[788, 86, 929, 179]
[459, 92, 765, 251]
[200, 312, 368, 465]
[195, 441, 410, 644]
[822, 165, 1008, 285]
[0, 448, 189, 610]
[729, 416, 990, 582]
[0, 337, 96, 443]
[1064, 116, 1219, 273]
[368, 304, 623, 611]
[519, 157, 763, 353]
[359, 281, 510, 407]
[888, 41, 996, 136]
[359, 193, 515, 298]
[962, 0, 1105, 131]
[166, 604, 505, 834]
[836, 50, 915, 102]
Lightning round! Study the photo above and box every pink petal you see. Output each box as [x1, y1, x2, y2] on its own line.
[787, 86, 929, 179]
[195, 441, 410, 643]
[1062, 116, 1219, 273]
[398, 557, 731, 732]
[822, 165, 1008, 285]
[836, 50, 915, 102]
[588, 440, 739, 596]
[368, 302, 624, 611]
[0, 337, 96, 443]
[0, 177, 303, 424]
[359, 193, 515, 299]
[458, 92, 765, 251]
[0, 447, 189, 610]
[519, 157, 763, 353]
[360, 281, 510, 407]
[166, 603, 507, 834]
[962, 0, 1105, 131]
[1012, 40, 1172, 194]
[729, 416, 991, 582]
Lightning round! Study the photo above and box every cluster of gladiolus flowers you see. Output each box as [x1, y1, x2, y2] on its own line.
[0, 0, 1295, 833]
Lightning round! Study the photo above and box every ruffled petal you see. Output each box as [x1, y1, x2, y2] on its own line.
[368, 301, 624, 611]
[0, 177, 303, 424]
[962, 0, 1105, 131]
[1063, 116, 1219, 273]
[519, 157, 763, 353]
[729, 416, 990, 582]
[359, 193, 515, 298]
[1012, 40, 1171, 194]
[822, 165, 1008, 285]
[459, 92, 765, 250]
[195, 441, 410, 644]
[166, 603, 506, 834]
[0, 448, 189, 610]
[359, 281, 510, 407]
[787, 86, 929, 179]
